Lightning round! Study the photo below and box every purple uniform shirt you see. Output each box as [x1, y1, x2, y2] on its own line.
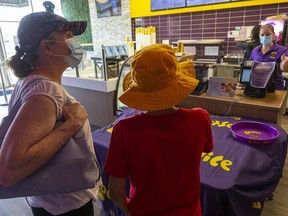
[250, 43, 288, 90]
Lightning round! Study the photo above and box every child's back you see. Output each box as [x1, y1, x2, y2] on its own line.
[104, 44, 214, 216]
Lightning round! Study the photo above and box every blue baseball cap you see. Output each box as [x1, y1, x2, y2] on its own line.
[17, 11, 87, 52]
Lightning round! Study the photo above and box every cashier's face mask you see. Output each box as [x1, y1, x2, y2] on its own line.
[260, 35, 273, 46]
[48, 38, 84, 68]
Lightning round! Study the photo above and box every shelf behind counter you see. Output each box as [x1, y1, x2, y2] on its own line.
[177, 90, 287, 126]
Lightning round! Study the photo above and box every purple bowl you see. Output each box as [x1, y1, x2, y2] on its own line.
[230, 121, 279, 144]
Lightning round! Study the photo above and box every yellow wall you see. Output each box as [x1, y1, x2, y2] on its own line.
[130, 0, 288, 18]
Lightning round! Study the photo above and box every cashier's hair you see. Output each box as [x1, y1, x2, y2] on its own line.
[260, 24, 275, 34]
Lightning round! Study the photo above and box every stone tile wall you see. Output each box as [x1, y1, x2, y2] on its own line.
[88, 0, 132, 55]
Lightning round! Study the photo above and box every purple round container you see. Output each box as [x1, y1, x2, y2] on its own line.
[230, 121, 279, 144]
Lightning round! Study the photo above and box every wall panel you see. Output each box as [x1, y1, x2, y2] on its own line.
[132, 3, 288, 57]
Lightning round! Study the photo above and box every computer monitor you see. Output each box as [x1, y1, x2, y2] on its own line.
[239, 66, 252, 84]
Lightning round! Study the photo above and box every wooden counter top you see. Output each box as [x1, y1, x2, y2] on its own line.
[178, 90, 287, 125]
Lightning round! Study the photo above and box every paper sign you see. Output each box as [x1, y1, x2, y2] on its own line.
[227, 30, 240, 38]
[204, 46, 219, 56]
[184, 46, 196, 55]
[207, 77, 238, 97]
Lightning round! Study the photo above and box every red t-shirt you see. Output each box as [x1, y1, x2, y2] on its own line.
[105, 108, 214, 216]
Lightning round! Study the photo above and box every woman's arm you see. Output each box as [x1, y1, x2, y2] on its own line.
[0, 95, 87, 186]
[108, 176, 132, 216]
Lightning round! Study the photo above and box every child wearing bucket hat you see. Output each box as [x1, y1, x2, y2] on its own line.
[105, 44, 214, 216]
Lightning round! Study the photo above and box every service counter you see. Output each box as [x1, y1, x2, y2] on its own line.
[178, 90, 287, 126]
[62, 76, 118, 128]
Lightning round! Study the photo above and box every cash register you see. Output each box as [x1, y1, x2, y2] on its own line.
[239, 61, 277, 98]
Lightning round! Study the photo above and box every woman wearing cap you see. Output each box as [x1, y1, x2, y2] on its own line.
[0, 12, 100, 216]
[104, 44, 214, 216]
[250, 23, 288, 90]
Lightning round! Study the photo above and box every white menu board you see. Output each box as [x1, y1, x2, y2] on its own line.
[151, 0, 186, 11]
[151, 0, 249, 11]
[187, 0, 229, 7]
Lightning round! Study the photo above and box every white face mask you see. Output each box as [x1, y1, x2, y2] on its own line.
[260, 35, 273, 46]
[48, 38, 84, 68]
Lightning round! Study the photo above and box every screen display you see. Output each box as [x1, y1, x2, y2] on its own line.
[151, 0, 186, 11]
[187, 0, 229, 7]
[151, 0, 250, 11]
[240, 67, 252, 84]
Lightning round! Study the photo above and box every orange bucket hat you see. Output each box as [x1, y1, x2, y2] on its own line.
[119, 44, 199, 111]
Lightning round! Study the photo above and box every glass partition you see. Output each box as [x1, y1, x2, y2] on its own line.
[114, 55, 132, 115]
[71, 44, 130, 81]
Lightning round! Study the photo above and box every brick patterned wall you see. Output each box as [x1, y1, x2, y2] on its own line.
[132, 3, 288, 58]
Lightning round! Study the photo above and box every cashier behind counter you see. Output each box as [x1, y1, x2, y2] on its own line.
[249, 24, 288, 90]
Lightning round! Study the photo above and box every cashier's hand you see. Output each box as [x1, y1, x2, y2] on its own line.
[280, 55, 288, 72]
[281, 54, 288, 61]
